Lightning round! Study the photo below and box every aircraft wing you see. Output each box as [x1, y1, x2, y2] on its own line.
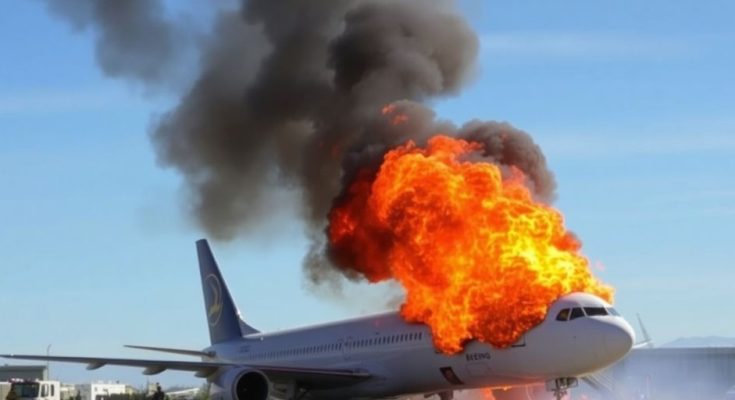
[0, 354, 371, 388]
[0, 354, 227, 377]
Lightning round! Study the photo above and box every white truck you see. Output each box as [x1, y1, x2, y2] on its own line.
[4, 380, 60, 400]
[1, 382, 10, 400]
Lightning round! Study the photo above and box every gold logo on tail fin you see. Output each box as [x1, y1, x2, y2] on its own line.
[205, 274, 223, 326]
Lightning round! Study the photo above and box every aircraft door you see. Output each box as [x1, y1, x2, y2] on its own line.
[340, 337, 353, 361]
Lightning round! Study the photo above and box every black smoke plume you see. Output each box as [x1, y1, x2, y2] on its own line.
[42, 0, 190, 88]
[42, 0, 556, 287]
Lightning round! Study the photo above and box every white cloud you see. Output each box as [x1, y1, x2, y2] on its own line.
[617, 273, 735, 293]
[702, 206, 735, 217]
[0, 87, 123, 114]
[539, 131, 735, 159]
[480, 32, 695, 60]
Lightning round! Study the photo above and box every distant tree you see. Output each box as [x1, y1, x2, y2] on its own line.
[192, 383, 210, 400]
[109, 394, 148, 400]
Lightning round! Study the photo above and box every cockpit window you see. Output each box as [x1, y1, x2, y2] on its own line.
[556, 308, 570, 321]
[569, 307, 585, 320]
[557, 306, 618, 321]
[584, 307, 608, 316]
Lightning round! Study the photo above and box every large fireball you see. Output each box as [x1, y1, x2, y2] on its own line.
[328, 135, 613, 354]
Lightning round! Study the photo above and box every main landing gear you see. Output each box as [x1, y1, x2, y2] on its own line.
[284, 382, 309, 400]
[436, 391, 453, 400]
[545, 377, 578, 400]
[423, 390, 453, 400]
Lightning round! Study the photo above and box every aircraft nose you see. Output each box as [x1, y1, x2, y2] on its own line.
[604, 319, 635, 362]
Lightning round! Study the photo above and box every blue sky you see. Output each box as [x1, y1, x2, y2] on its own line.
[1, 0, 734, 387]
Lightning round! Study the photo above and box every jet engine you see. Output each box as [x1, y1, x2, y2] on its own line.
[216, 367, 270, 400]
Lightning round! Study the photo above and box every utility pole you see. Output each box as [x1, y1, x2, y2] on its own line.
[46, 344, 52, 380]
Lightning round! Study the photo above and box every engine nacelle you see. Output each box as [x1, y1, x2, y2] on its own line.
[213, 367, 270, 400]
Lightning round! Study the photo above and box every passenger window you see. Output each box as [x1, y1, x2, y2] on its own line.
[570, 307, 585, 320]
[584, 307, 608, 316]
[556, 308, 570, 321]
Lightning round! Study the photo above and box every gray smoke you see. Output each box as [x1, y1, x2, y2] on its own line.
[42, 0, 556, 287]
[42, 0, 190, 89]
[458, 120, 556, 202]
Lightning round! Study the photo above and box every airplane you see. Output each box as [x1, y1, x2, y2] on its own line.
[2, 239, 634, 400]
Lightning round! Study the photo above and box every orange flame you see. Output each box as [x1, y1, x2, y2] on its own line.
[381, 103, 409, 125]
[381, 104, 396, 115]
[481, 388, 496, 400]
[328, 135, 613, 353]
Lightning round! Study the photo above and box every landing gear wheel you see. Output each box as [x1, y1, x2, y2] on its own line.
[545, 377, 577, 400]
[552, 388, 567, 400]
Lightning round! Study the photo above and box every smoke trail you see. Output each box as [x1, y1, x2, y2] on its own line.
[42, 0, 557, 289]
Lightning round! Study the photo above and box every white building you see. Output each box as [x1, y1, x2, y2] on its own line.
[75, 382, 127, 400]
[60, 383, 79, 400]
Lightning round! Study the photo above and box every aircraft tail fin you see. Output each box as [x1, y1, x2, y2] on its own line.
[196, 239, 259, 344]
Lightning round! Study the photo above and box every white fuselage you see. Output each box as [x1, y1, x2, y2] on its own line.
[206, 293, 634, 399]
[1, 241, 633, 400]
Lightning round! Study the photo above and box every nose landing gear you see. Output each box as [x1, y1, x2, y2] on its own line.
[545, 377, 578, 400]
